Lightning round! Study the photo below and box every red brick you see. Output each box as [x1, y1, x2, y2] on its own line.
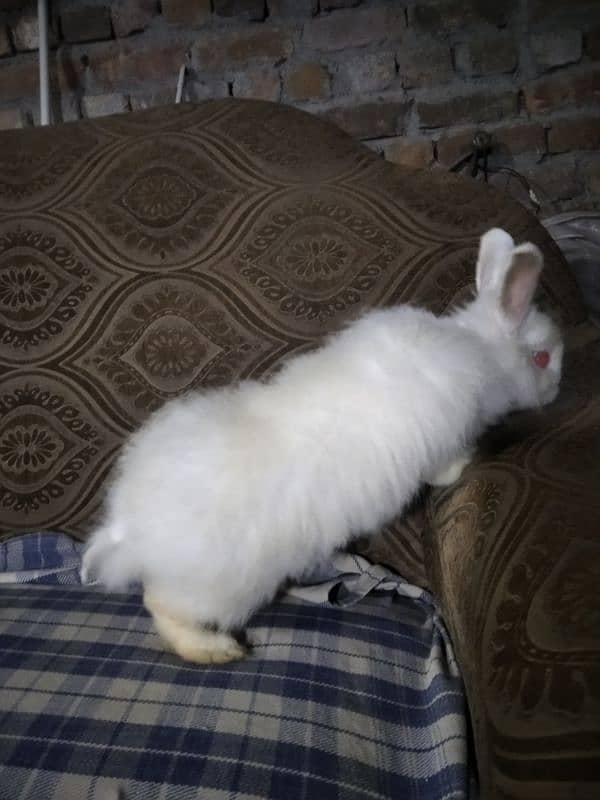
[521, 155, 583, 203]
[60, 93, 81, 122]
[531, 30, 582, 71]
[233, 67, 281, 101]
[528, 0, 598, 23]
[396, 43, 453, 88]
[587, 26, 600, 61]
[0, 0, 30, 8]
[162, 0, 212, 25]
[111, 0, 158, 38]
[523, 69, 600, 113]
[185, 79, 230, 100]
[384, 136, 434, 168]
[55, 47, 84, 92]
[214, 0, 265, 20]
[130, 88, 184, 109]
[321, 0, 362, 8]
[77, 39, 188, 92]
[324, 100, 409, 140]
[60, 5, 112, 43]
[82, 92, 130, 118]
[435, 127, 478, 167]
[304, 5, 404, 53]
[548, 116, 600, 153]
[0, 56, 39, 102]
[12, 15, 37, 51]
[286, 62, 330, 101]
[193, 28, 293, 71]
[0, 24, 12, 57]
[0, 107, 31, 129]
[333, 52, 395, 95]
[268, 0, 317, 17]
[454, 36, 518, 77]
[584, 157, 600, 194]
[492, 122, 546, 156]
[12, 13, 58, 51]
[412, 0, 516, 31]
[418, 90, 517, 129]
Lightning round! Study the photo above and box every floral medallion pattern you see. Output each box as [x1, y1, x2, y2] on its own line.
[0, 226, 111, 361]
[120, 313, 221, 395]
[119, 168, 199, 228]
[77, 136, 249, 266]
[0, 422, 63, 475]
[487, 506, 599, 716]
[0, 263, 56, 314]
[77, 280, 288, 419]
[542, 544, 600, 636]
[138, 320, 206, 379]
[284, 236, 350, 282]
[234, 194, 414, 328]
[0, 381, 115, 529]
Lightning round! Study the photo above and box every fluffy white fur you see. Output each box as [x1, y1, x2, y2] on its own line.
[82, 228, 563, 663]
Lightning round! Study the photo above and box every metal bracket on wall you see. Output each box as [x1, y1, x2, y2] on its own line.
[449, 128, 542, 215]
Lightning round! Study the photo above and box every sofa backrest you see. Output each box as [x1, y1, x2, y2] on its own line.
[0, 99, 584, 536]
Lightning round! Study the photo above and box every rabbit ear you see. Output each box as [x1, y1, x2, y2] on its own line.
[500, 243, 543, 330]
[476, 228, 515, 294]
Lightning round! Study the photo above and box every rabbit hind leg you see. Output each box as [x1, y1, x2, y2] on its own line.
[144, 589, 246, 664]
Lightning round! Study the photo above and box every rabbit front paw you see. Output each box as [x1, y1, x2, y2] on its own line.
[428, 450, 473, 487]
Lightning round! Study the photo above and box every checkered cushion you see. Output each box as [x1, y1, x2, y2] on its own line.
[0, 532, 84, 585]
[0, 582, 469, 799]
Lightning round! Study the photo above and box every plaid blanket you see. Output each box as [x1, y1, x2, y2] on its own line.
[0, 532, 84, 585]
[0, 535, 471, 799]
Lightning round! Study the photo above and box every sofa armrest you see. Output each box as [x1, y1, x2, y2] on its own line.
[424, 324, 600, 799]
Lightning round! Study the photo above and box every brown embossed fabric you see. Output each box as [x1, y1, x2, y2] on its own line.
[0, 99, 595, 797]
[0, 99, 583, 537]
[425, 323, 600, 799]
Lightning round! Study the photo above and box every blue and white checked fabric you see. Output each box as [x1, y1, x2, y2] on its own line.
[0, 533, 472, 799]
[0, 532, 84, 585]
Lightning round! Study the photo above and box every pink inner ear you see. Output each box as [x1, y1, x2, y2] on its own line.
[533, 350, 550, 369]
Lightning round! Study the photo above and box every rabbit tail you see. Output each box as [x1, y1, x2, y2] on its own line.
[80, 521, 137, 588]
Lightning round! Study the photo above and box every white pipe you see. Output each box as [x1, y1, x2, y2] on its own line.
[38, 0, 50, 125]
[175, 65, 186, 104]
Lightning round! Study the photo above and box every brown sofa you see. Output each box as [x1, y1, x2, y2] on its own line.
[0, 100, 598, 798]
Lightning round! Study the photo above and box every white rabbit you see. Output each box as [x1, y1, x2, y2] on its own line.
[82, 228, 563, 663]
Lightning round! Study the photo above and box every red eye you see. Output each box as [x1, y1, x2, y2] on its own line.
[533, 350, 550, 369]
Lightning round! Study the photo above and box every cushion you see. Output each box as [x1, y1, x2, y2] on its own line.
[0, 579, 469, 799]
[0, 100, 584, 539]
[424, 323, 600, 798]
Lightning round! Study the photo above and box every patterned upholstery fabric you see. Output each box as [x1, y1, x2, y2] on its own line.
[0, 99, 583, 537]
[0, 99, 595, 798]
[425, 323, 600, 798]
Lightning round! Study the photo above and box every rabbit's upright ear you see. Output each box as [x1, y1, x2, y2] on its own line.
[500, 243, 543, 331]
[475, 228, 515, 295]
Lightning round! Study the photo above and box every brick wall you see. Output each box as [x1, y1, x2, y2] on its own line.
[1, 0, 599, 215]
